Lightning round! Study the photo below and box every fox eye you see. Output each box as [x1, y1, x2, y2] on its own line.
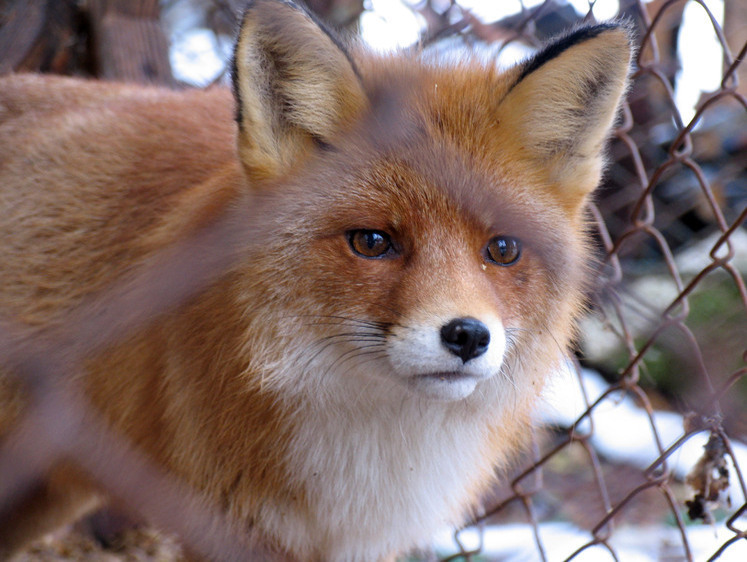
[485, 236, 521, 266]
[347, 229, 394, 259]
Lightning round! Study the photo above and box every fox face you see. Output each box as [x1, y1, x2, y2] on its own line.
[253, 138, 579, 405]
[235, 55, 608, 410]
[0, 1, 632, 560]
[230, 4, 630, 415]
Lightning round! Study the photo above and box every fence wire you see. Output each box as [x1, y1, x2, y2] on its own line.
[0, 0, 745, 560]
[428, 1, 746, 561]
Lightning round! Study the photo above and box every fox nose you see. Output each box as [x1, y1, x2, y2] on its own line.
[440, 317, 490, 363]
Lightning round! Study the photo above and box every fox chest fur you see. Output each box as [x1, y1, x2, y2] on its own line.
[0, 1, 631, 560]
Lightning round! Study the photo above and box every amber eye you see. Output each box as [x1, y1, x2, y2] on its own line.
[485, 236, 521, 266]
[347, 229, 394, 259]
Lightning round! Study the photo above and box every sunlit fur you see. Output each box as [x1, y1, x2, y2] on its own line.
[0, 1, 631, 560]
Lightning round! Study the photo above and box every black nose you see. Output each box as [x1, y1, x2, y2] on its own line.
[440, 317, 490, 363]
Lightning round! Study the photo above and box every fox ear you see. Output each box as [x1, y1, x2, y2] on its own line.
[497, 24, 632, 212]
[232, 0, 367, 182]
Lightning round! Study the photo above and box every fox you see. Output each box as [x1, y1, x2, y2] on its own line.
[0, 0, 632, 560]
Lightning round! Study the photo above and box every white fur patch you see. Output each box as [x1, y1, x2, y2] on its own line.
[387, 314, 506, 401]
[252, 315, 521, 562]
[280, 383, 507, 562]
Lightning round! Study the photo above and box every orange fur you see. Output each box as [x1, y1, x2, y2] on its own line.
[0, 2, 631, 560]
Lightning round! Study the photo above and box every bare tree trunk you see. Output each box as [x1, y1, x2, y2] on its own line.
[0, 0, 83, 76]
[87, 0, 175, 86]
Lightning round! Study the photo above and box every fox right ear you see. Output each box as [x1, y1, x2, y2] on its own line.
[496, 24, 632, 214]
[232, 0, 368, 182]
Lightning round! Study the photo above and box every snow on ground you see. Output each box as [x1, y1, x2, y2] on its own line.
[541, 363, 747, 508]
[434, 520, 747, 561]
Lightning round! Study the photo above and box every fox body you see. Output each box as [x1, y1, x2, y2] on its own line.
[0, 1, 631, 560]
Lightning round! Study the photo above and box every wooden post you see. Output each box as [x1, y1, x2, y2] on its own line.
[87, 0, 175, 86]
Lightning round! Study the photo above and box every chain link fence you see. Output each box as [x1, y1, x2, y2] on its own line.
[1, 0, 745, 560]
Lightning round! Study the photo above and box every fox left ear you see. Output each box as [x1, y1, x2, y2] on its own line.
[232, 0, 368, 183]
[497, 24, 633, 212]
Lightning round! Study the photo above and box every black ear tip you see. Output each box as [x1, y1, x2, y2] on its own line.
[517, 20, 633, 83]
[552, 21, 632, 51]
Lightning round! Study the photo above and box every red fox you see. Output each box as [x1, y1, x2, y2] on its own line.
[0, 0, 631, 560]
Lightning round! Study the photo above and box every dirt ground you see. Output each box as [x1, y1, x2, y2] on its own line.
[10, 521, 183, 562]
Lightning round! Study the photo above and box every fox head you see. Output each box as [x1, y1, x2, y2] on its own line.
[231, 0, 631, 407]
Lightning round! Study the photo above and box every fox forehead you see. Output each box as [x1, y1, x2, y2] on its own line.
[283, 58, 565, 229]
[280, 111, 572, 269]
[307, 153, 535, 241]
[358, 56, 520, 151]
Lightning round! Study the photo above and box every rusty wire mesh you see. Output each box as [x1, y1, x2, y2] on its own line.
[0, 0, 745, 560]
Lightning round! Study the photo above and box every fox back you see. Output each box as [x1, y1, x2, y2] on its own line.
[0, 1, 631, 560]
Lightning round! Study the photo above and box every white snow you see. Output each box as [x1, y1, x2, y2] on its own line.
[541, 363, 747, 508]
[435, 521, 747, 561]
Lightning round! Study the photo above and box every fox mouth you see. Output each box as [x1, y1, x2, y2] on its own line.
[406, 371, 484, 401]
[414, 371, 477, 382]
